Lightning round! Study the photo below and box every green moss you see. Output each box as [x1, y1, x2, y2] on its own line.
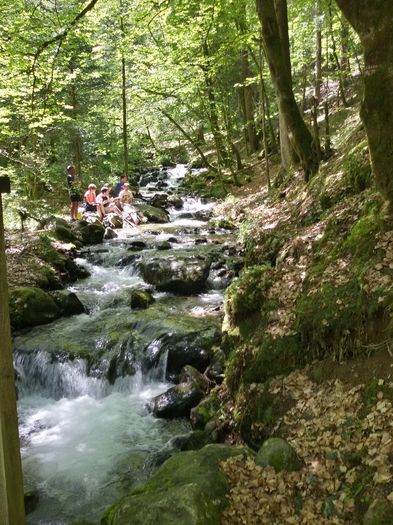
[9, 287, 61, 329]
[102, 445, 249, 525]
[225, 335, 301, 394]
[224, 265, 271, 329]
[343, 142, 373, 194]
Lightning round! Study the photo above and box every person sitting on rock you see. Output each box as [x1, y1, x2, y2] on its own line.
[83, 184, 100, 214]
[119, 183, 139, 225]
[119, 182, 133, 206]
[97, 187, 121, 217]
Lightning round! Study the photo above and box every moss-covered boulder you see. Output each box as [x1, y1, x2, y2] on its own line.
[128, 289, 155, 309]
[102, 444, 249, 525]
[138, 255, 211, 294]
[76, 222, 105, 245]
[190, 394, 221, 430]
[363, 499, 393, 525]
[49, 290, 86, 316]
[134, 202, 170, 223]
[255, 437, 302, 472]
[9, 287, 61, 329]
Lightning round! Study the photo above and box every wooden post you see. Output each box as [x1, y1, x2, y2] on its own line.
[0, 176, 25, 524]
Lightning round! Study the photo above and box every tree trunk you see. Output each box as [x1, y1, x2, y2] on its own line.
[256, 0, 318, 179]
[328, 2, 349, 107]
[240, 49, 259, 153]
[313, 0, 322, 161]
[202, 42, 231, 172]
[0, 194, 26, 524]
[335, 0, 393, 202]
[120, 1, 129, 178]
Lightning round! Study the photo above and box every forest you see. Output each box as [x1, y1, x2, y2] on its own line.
[1, 0, 393, 524]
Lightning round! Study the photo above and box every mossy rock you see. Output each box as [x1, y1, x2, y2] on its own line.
[129, 289, 155, 309]
[224, 264, 271, 329]
[49, 290, 86, 316]
[190, 395, 221, 430]
[78, 223, 105, 245]
[363, 498, 393, 525]
[256, 437, 302, 472]
[102, 444, 249, 525]
[9, 287, 61, 329]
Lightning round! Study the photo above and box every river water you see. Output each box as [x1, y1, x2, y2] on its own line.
[14, 165, 232, 524]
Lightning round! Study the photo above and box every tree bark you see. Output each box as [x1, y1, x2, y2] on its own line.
[335, 0, 393, 202]
[256, 0, 318, 179]
[120, 1, 129, 178]
[0, 194, 25, 524]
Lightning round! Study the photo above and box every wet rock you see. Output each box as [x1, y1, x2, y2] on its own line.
[134, 203, 170, 223]
[363, 498, 393, 525]
[104, 213, 123, 229]
[167, 195, 183, 209]
[129, 289, 155, 309]
[179, 365, 209, 392]
[104, 227, 118, 240]
[102, 444, 249, 525]
[24, 489, 39, 515]
[149, 381, 203, 419]
[167, 237, 179, 243]
[146, 430, 210, 470]
[49, 290, 86, 316]
[127, 240, 148, 251]
[156, 241, 172, 250]
[256, 437, 302, 472]
[115, 254, 141, 267]
[195, 238, 208, 244]
[9, 287, 61, 329]
[149, 194, 169, 208]
[138, 255, 211, 294]
[166, 329, 220, 377]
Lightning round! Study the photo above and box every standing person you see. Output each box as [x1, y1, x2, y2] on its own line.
[114, 175, 127, 198]
[67, 165, 81, 221]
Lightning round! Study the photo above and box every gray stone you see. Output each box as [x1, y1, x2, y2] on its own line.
[256, 437, 302, 472]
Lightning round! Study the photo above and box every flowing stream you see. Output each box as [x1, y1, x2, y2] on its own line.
[14, 165, 235, 524]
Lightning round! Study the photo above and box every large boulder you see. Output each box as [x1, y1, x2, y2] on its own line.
[134, 202, 170, 223]
[75, 222, 105, 245]
[255, 437, 302, 472]
[9, 287, 61, 329]
[49, 290, 86, 316]
[138, 255, 211, 294]
[102, 444, 249, 525]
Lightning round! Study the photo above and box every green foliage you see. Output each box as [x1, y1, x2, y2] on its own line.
[225, 264, 271, 328]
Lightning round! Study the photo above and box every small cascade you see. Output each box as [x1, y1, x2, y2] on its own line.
[15, 350, 107, 400]
[17, 164, 237, 525]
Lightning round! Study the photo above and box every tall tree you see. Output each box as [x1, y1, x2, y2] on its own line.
[256, 0, 319, 179]
[335, 0, 393, 203]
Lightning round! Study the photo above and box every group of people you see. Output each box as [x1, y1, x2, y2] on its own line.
[67, 166, 138, 224]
